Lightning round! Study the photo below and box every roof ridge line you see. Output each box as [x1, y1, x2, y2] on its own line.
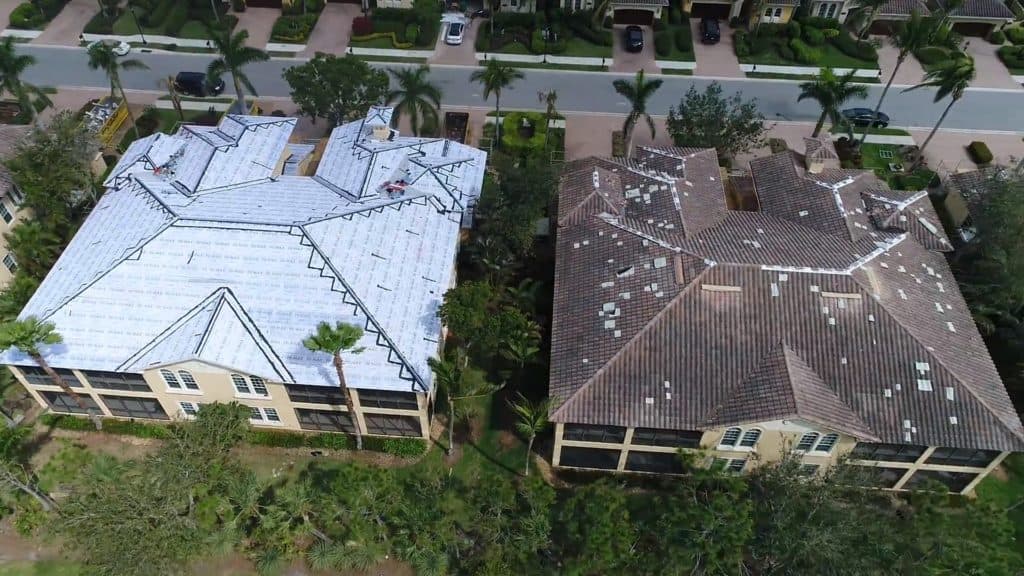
[551, 266, 712, 419]
[116, 287, 227, 371]
[213, 288, 294, 382]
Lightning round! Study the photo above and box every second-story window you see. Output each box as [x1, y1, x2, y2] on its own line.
[796, 432, 820, 451]
[719, 427, 762, 449]
[233, 374, 270, 397]
[161, 369, 181, 389]
[232, 374, 252, 395]
[177, 370, 199, 391]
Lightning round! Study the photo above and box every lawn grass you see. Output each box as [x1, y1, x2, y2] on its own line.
[352, 55, 429, 64]
[110, 7, 218, 39]
[748, 71, 880, 82]
[660, 68, 694, 75]
[740, 42, 879, 70]
[975, 454, 1024, 550]
[348, 35, 406, 49]
[859, 142, 936, 190]
[490, 60, 607, 72]
[561, 36, 612, 58]
[830, 124, 911, 136]
[0, 561, 81, 576]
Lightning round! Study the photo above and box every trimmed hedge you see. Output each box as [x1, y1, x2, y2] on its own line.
[789, 37, 821, 64]
[1005, 26, 1024, 45]
[988, 29, 1005, 45]
[967, 141, 993, 165]
[164, 1, 189, 36]
[654, 30, 672, 57]
[271, 13, 319, 43]
[916, 45, 951, 65]
[674, 20, 692, 54]
[998, 45, 1024, 69]
[40, 413, 427, 457]
[350, 31, 413, 49]
[8, 4, 45, 29]
[803, 26, 824, 46]
[831, 32, 876, 61]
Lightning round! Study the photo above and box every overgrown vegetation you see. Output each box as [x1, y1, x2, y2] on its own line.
[475, 9, 613, 58]
[7, 0, 69, 30]
[83, 0, 238, 38]
[734, 17, 879, 68]
[666, 82, 768, 161]
[350, 0, 441, 49]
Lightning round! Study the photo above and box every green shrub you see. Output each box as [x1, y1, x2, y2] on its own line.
[669, 6, 681, 24]
[915, 45, 951, 65]
[800, 16, 839, 30]
[40, 414, 173, 438]
[988, 29, 1006, 45]
[248, 428, 306, 447]
[405, 22, 419, 44]
[416, 19, 437, 47]
[306, 432, 352, 450]
[232, 0, 246, 11]
[803, 26, 824, 45]
[163, 1, 189, 35]
[146, 0, 174, 27]
[779, 44, 795, 60]
[967, 141, 993, 165]
[733, 32, 750, 57]
[8, 3, 44, 29]
[749, 33, 774, 54]
[786, 19, 801, 38]
[789, 37, 821, 64]
[271, 13, 318, 42]
[674, 25, 692, 53]
[998, 45, 1024, 68]
[40, 413, 94, 431]
[83, 11, 117, 34]
[768, 138, 788, 153]
[831, 32, 876, 61]
[362, 436, 427, 457]
[654, 30, 672, 56]
[1005, 26, 1024, 45]
[653, 17, 666, 31]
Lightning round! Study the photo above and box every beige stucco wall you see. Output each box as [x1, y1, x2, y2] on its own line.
[552, 418, 1003, 494]
[8, 360, 431, 439]
[0, 196, 29, 288]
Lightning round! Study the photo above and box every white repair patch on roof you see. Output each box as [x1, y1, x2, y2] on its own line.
[2, 108, 487, 392]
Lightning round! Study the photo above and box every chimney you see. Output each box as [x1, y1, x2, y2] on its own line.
[803, 137, 838, 174]
[371, 124, 391, 141]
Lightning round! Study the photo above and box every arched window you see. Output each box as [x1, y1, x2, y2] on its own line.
[160, 369, 180, 389]
[231, 374, 252, 395]
[796, 432, 820, 451]
[739, 428, 762, 448]
[815, 433, 839, 453]
[177, 370, 199, 391]
[720, 427, 742, 447]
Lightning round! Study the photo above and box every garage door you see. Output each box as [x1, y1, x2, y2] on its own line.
[951, 21, 994, 37]
[689, 2, 732, 19]
[867, 19, 897, 35]
[245, 0, 281, 7]
[614, 9, 655, 24]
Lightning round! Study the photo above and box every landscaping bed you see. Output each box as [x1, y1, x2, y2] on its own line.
[653, 9, 694, 62]
[350, 6, 440, 50]
[912, 24, 967, 72]
[734, 18, 878, 69]
[482, 111, 565, 158]
[270, 0, 324, 44]
[83, 0, 237, 39]
[7, 0, 69, 30]
[997, 45, 1024, 75]
[475, 10, 612, 58]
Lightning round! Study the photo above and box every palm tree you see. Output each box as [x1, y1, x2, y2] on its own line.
[0, 37, 50, 127]
[904, 54, 975, 167]
[508, 393, 550, 476]
[797, 68, 868, 138]
[470, 59, 523, 149]
[302, 321, 366, 450]
[87, 42, 148, 139]
[850, 0, 889, 39]
[612, 69, 663, 157]
[428, 351, 501, 456]
[207, 27, 269, 114]
[859, 11, 934, 147]
[387, 66, 441, 137]
[160, 75, 184, 122]
[537, 89, 558, 149]
[3, 220, 63, 280]
[501, 328, 540, 368]
[0, 317, 101, 429]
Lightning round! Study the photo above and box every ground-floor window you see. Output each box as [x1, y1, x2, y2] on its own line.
[40, 391, 100, 415]
[559, 446, 621, 470]
[902, 469, 977, 493]
[364, 413, 422, 437]
[712, 457, 748, 473]
[624, 451, 684, 474]
[249, 407, 282, 425]
[99, 395, 169, 420]
[16, 366, 82, 387]
[295, 408, 356, 433]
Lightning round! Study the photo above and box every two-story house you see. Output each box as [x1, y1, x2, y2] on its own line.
[0, 125, 32, 287]
[548, 140, 1023, 494]
[1, 107, 487, 439]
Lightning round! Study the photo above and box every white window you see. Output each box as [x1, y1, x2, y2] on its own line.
[827, 3, 837, 17]
[714, 457, 747, 473]
[249, 406, 282, 425]
[0, 202, 12, 224]
[179, 401, 199, 417]
[796, 432, 820, 452]
[232, 374, 252, 395]
[764, 7, 773, 15]
[250, 375, 269, 396]
[2, 253, 16, 273]
[739, 429, 762, 448]
[814, 433, 839, 453]
[161, 369, 181, 389]
[719, 427, 742, 448]
[9, 185, 24, 205]
[177, 370, 199, 391]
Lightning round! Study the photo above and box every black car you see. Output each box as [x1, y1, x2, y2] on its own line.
[624, 25, 644, 53]
[700, 17, 720, 44]
[174, 71, 226, 98]
[841, 108, 890, 128]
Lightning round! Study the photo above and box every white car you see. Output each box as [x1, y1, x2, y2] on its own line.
[87, 39, 131, 57]
[445, 21, 465, 45]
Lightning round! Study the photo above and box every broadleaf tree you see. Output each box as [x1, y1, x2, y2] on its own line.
[666, 82, 768, 160]
[285, 54, 389, 127]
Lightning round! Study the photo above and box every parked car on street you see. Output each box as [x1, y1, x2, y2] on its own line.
[87, 39, 131, 56]
[446, 21, 466, 45]
[173, 72, 225, 98]
[700, 17, 720, 44]
[841, 108, 891, 128]
[624, 25, 644, 52]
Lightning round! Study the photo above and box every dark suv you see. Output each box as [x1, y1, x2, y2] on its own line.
[700, 17, 720, 44]
[624, 25, 644, 52]
[841, 108, 890, 128]
[173, 71, 226, 98]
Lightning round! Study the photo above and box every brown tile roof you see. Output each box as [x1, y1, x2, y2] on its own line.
[946, 166, 1005, 212]
[879, 0, 930, 15]
[549, 148, 1024, 452]
[0, 125, 30, 198]
[945, 0, 1014, 19]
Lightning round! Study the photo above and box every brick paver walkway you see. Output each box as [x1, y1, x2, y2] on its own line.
[302, 3, 359, 57]
[612, 24, 658, 74]
[233, 7, 278, 49]
[0, 0, 22, 30]
[31, 0, 96, 46]
[874, 40, 927, 87]
[962, 39, 1021, 90]
[430, 17, 479, 66]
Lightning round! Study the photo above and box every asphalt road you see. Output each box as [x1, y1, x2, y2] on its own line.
[18, 45, 1024, 132]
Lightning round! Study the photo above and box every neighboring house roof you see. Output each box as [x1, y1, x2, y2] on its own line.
[944, 0, 1014, 18]
[549, 146, 1024, 452]
[0, 108, 487, 393]
[0, 125, 31, 200]
[878, 0, 931, 16]
[946, 166, 1005, 209]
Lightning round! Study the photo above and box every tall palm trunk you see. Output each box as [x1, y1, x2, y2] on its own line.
[860, 55, 903, 146]
[915, 96, 957, 168]
[447, 400, 456, 455]
[233, 73, 247, 114]
[524, 435, 534, 476]
[812, 109, 828, 137]
[30, 352, 101, 430]
[117, 81, 139, 140]
[333, 353, 362, 450]
[494, 90, 502, 150]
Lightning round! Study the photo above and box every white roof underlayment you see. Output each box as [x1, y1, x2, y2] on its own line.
[2, 108, 487, 392]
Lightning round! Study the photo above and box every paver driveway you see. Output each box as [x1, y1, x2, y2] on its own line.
[234, 7, 278, 49]
[612, 24, 658, 73]
[691, 19, 742, 78]
[302, 3, 359, 56]
[32, 0, 96, 46]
